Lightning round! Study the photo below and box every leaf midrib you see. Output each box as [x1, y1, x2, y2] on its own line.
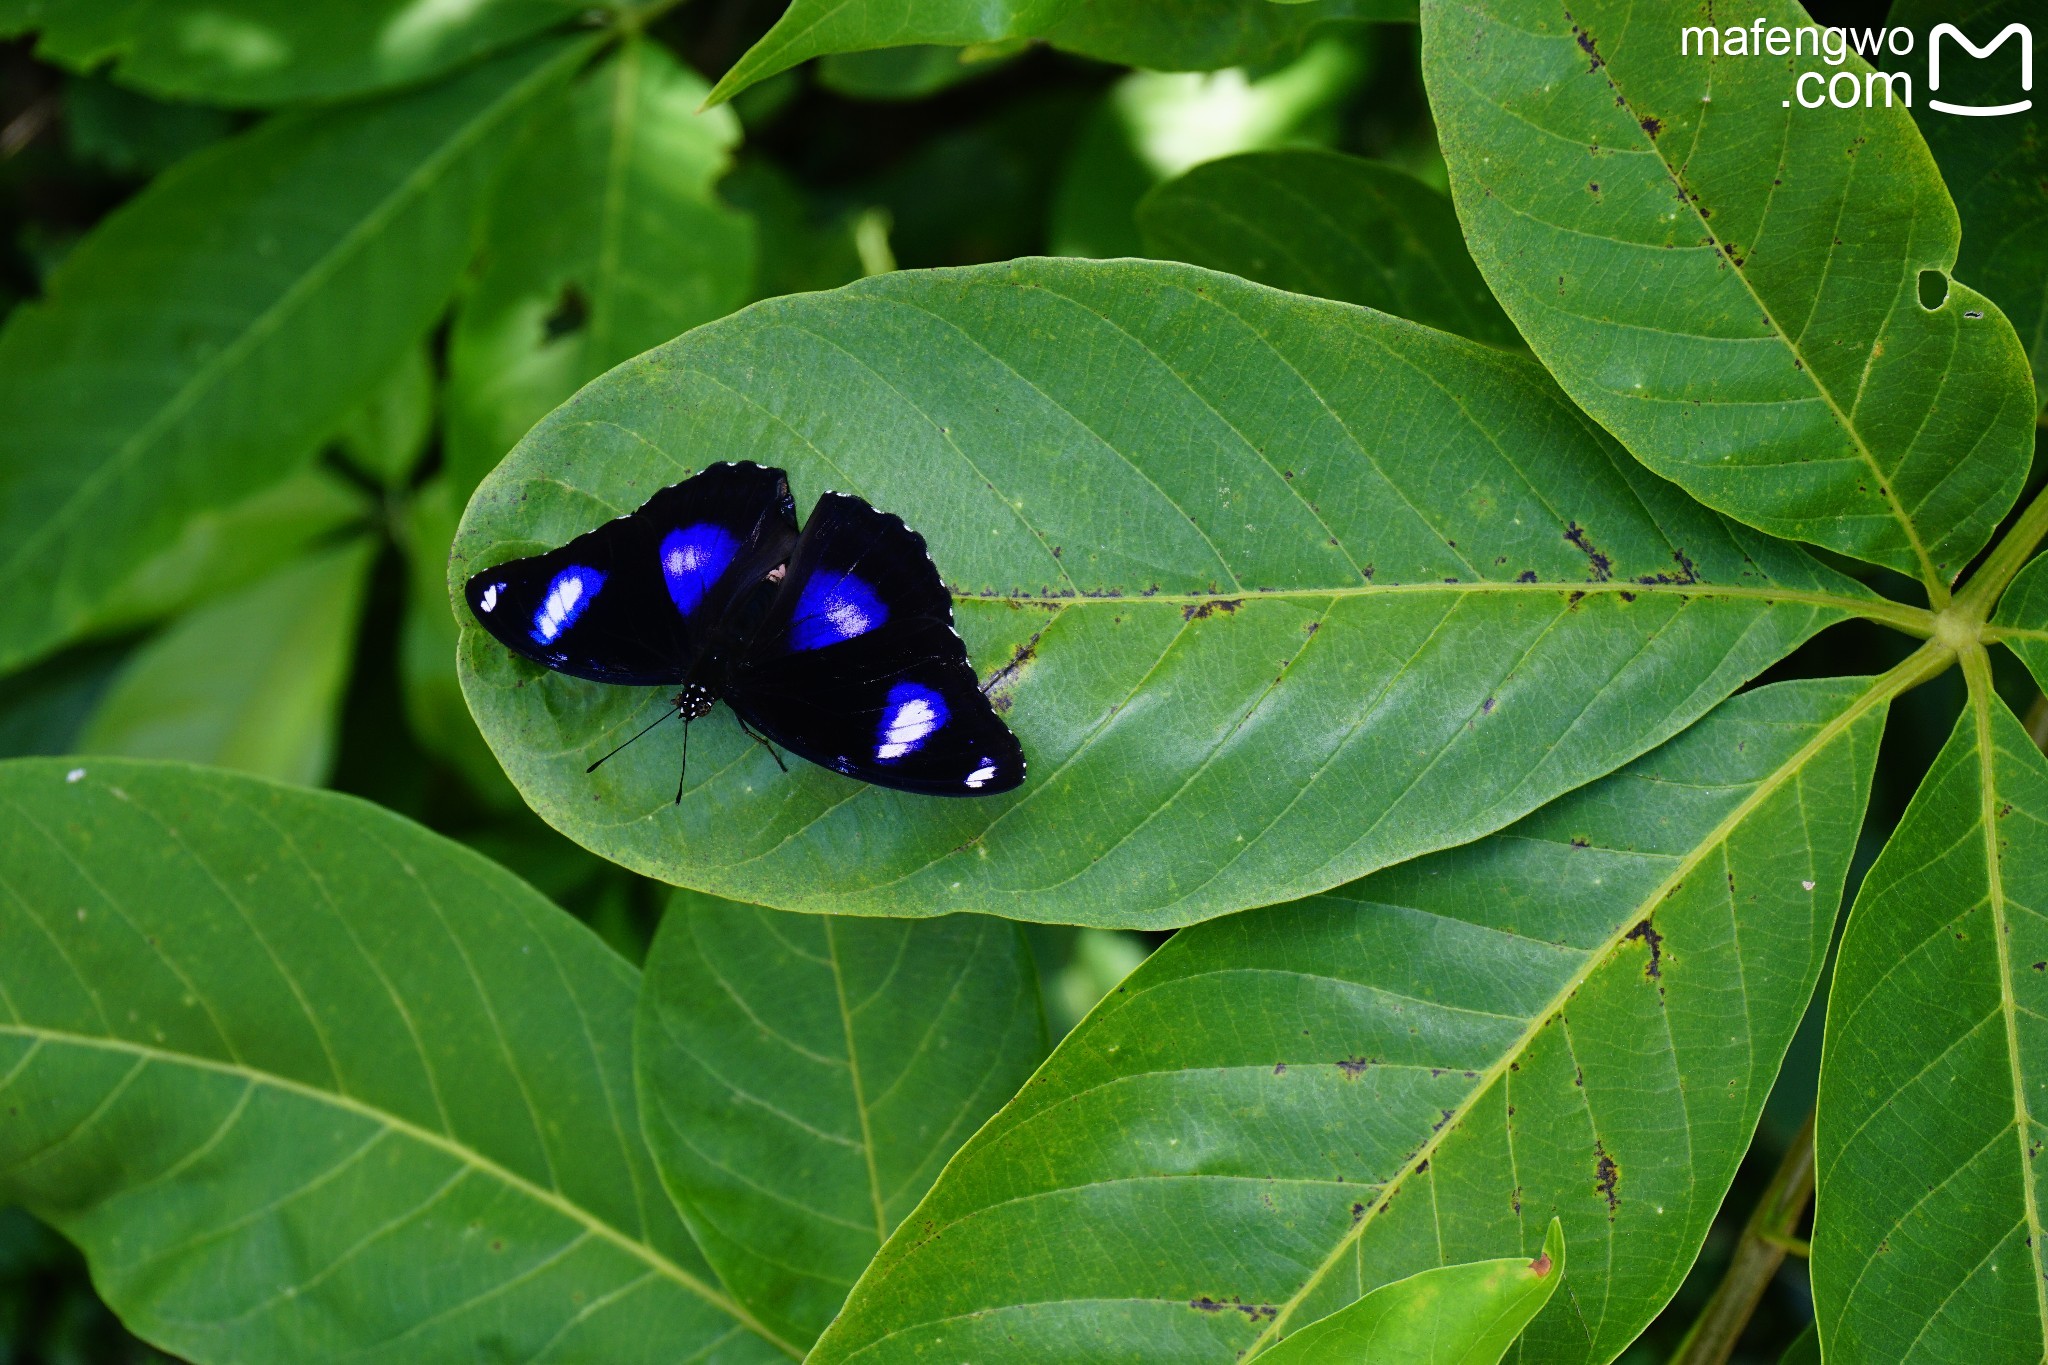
[0, 37, 590, 589]
[0, 1023, 802, 1359]
[1962, 646, 2048, 1351]
[1239, 650, 1922, 1357]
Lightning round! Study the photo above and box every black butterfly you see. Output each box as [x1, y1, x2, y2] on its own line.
[464, 462, 1025, 799]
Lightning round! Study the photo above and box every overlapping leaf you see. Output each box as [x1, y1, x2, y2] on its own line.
[442, 37, 755, 496]
[1892, 0, 2047, 407]
[637, 893, 1046, 1346]
[1136, 148, 1520, 346]
[1993, 551, 2048, 691]
[0, 758, 795, 1364]
[1423, 0, 2036, 588]
[1813, 681, 2048, 1364]
[1260, 1221, 1562, 1365]
[0, 34, 592, 676]
[705, 0, 1412, 107]
[810, 677, 1886, 1364]
[0, 0, 575, 105]
[78, 540, 376, 787]
[454, 257, 1886, 929]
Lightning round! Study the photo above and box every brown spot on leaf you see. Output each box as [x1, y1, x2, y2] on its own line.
[1595, 1142, 1620, 1214]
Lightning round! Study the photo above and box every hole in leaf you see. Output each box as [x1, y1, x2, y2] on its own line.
[1917, 269, 1949, 310]
[543, 283, 590, 342]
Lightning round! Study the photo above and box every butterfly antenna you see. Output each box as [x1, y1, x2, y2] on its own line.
[675, 718, 692, 805]
[586, 704, 679, 774]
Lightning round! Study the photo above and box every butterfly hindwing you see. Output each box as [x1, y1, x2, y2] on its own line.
[730, 492, 1025, 796]
[464, 462, 797, 685]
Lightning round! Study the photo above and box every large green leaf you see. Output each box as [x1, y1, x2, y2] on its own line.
[454, 257, 1892, 929]
[77, 540, 377, 788]
[0, 0, 575, 106]
[1812, 672, 2048, 1363]
[1136, 148, 1520, 347]
[1992, 551, 2048, 692]
[809, 675, 1889, 1364]
[0, 34, 592, 677]
[1422, 0, 2036, 591]
[442, 36, 755, 499]
[1892, 0, 2047, 409]
[636, 892, 1047, 1346]
[0, 758, 795, 1363]
[705, 0, 1411, 107]
[1260, 1220, 1562, 1365]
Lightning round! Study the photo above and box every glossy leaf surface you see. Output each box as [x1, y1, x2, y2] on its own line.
[0, 0, 574, 105]
[1137, 149, 1520, 347]
[809, 676, 1886, 1364]
[0, 758, 794, 1363]
[1260, 1219, 1562, 1365]
[1423, 0, 2035, 587]
[78, 540, 376, 788]
[706, 0, 1412, 107]
[455, 258, 1877, 929]
[637, 893, 1046, 1346]
[0, 35, 590, 675]
[1813, 686, 2048, 1364]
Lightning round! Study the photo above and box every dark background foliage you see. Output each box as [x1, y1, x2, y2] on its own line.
[2, 0, 2038, 1359]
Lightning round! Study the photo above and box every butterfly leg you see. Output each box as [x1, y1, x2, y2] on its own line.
[733, 711, 789, 773]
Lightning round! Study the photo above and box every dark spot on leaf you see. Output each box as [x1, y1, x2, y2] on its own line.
[1351, 1202, 1366, 1223]
[1640, 115, 1663, 136]
[1190, 1297, 1226, 1313]
[1570, 836, 1589, 849]
[1273, 1062, 1287, 1075]
[1482, 697, 1496, 714]
[1625, 918, 1664, 979]
[1183, 598, 1242, 621]
[1964, 309, 1983, 319]
[1517, 569, 1539, 583]
[1337, 1057, 1370, 1078]
[1595, 1142, 1620, 1214]
[1573, 24, 1605, 69]
[542, 284, 589, 342]
[1564, 522, 1612, 580]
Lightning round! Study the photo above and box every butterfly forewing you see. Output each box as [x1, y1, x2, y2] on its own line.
[732, 492, 1025, 796]
[464, 462, 797, 685]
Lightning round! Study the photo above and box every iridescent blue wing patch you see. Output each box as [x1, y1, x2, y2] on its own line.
[732, 492, 1024, 797]
[463, 462, 797, 686]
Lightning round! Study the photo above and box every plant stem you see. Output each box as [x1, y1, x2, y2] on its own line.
[1670, 1111, 1817, 1365]
[1955, 480, 2048, 621]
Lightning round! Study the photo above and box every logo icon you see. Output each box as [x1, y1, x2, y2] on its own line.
[1928, 22, 2033, 116]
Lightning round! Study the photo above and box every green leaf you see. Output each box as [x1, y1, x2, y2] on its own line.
[77, 540, 377, 788]
[63, 74, 232, 176]
[636, 892, 1047, 1346]
[1422, 0, 2037, 589]
[1136, 148, 1520, 347]
[81, 463, 371, 640]
[0, 0, 577, 106]
[337, 344, 435, 490]
[442, 36, 755, 499]
[454, 257, 1886, 929]
[1259, 1219, 1563, 1365]
[809, 675, 1888, 1364]
[1051, 41, 1366, 260]
[816, 44, 1021, 102]
[0, 34, 593, 677]
[1812, 679, 2048, 1363]
[1993, 552, 2048, 693]
[0, 757, 795, 1363]
[1891, 0, 2047, 410]
[706, 0, 1411, 108]
[1781, 1323, 1820, 1365]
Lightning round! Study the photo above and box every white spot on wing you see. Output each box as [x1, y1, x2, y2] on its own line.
[877, 695, 941, 761]
[964, 758, 998, 789]
[480, 583, 500, 613]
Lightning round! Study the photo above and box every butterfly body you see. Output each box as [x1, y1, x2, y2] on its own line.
[465, 463, 1025, 797]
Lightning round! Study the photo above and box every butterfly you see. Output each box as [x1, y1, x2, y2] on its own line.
[464, 462, 1025, 799]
